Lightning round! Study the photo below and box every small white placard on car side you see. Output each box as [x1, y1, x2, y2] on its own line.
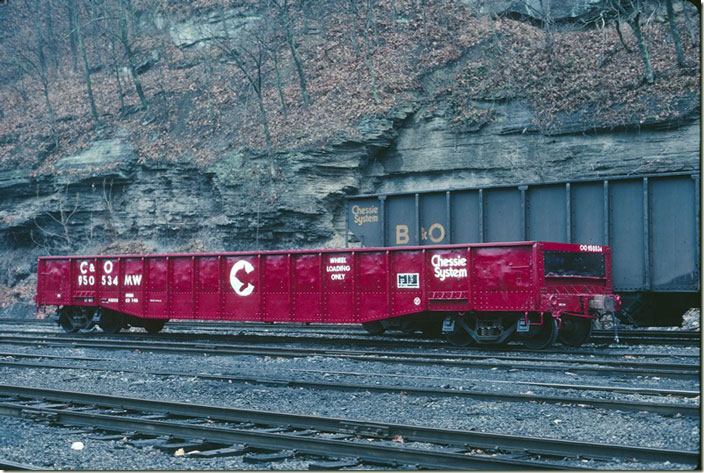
[397, 273, 419, 289]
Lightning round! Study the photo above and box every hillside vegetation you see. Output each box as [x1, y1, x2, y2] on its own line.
[0, 0, 700, 172]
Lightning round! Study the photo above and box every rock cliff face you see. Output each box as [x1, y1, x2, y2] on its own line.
[0, 98, 698, 273]
[361, 100, 700, 194]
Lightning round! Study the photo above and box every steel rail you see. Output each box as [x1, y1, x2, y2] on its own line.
[0, 333, 699, 370]
[165, 322, 701, 342]
[0, 330, 698, 362]
[0, 331, 699, 366]
[0, 459, 41, 471]
[0, 336, 698, 380]
[1, 319, 700, 347]
[0, 359, 698, 417]
[4, 318, 700, 340]
[0, 350, 698, 398]
[0, 335, 698, 380]
[0, 384, 697, 466]
[288, 368, 701, 398]
[0, 351, 698, 398]
[592, 329, 700, 338]
[0, 326, 700, 356]
[0, 404, 557, 471]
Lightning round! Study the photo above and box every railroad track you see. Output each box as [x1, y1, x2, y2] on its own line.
[0, 318, 700, 345]
[0, 350, 699, 399]
[590, 329, 700, 345]
[0, 354, 698, 418]
[0, 328, 700, 362]
[0, 334, 699, 380]
[0, 384, 697, 469]
[0, 459, 40, 470]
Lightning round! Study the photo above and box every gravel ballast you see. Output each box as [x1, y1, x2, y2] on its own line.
[0, 325, 699, 470]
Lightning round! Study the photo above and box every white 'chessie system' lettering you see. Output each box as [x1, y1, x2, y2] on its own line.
[431, 254, 468, 281]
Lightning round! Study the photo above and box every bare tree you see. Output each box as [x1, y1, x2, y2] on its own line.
[363, 0, 379, 104]
[72, 0, 102, 128]
[95, 0, 149, 113]
[44, 0, 60, 71]
[607, 0, 654, 84]
[117, 0, 149, 110]
[213, 23, 274, 170]
[32, 186, 80, 252]
[367, 0, 378, 45]
[67, 0, 79, 72]
[420, 0, 427, 39]
[665, 0, 686, 67]
[271, 0, 311, 107]
[681, 0, 698, 46]
[540, 0, 554, 61]
[269, 47, 288, 119]
[105, 34, 126, 114]
[261, 10, 288, 119]
[102, 178, 119, 241]
[347, 0, 361, 55]
[8, 1, 60, 149]
[614, 19, 634, 53]
[628, 11, 654, 83]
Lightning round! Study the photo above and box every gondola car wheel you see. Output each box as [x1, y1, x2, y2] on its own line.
[58, 307, 95, 333]
[557, 316, 592, 347]
[521, 317, 558, 350]
[98, 309, 124, 334]
[443, 315, 474, 347]
[143, 319, 167, 334]
[421, 321, 442, 339]
[362, 321, 385, 335]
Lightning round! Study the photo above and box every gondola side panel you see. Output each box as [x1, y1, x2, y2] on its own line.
[38, 258, 71, 307]
[261, 254, 290, 322]
[99, 258, 121, 313]
[323, 252, 355, 322]
[224, 254, 261, 320]
[145, 257, 167, 318]
[120, 257, 145, 317]
[390, 250, 425, 316]
[195, 256, 220, 319]
[292, 253, 322, 322]
[356, 251, 389, 322]
[425, 247, 472, 312]
[71, 258, 97, 307]
[471, 246, 535, 311]
[168, 257, 193, 318]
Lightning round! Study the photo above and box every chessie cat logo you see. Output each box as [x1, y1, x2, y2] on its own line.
[230, 260, 255, 296]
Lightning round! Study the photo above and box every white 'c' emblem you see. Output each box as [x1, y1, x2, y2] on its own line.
[230, 260, 255, 296]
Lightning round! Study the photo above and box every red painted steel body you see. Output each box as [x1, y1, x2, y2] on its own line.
[36, 241, 616, 324]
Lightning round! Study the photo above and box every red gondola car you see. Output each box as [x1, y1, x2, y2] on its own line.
[36, 241, 620, 348]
